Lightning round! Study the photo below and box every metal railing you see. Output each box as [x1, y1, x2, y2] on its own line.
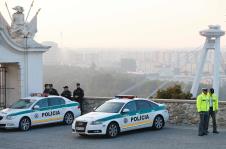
[0, 66, 6, 108]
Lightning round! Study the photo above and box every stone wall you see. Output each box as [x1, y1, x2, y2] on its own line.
[83, 97, 226, 128]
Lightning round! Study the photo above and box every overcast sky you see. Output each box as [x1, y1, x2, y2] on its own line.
[1, 0, 226, 49]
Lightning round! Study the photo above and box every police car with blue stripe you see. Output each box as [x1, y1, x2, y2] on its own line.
[0, 94, 81, 131]
[72, 95, 169, 137]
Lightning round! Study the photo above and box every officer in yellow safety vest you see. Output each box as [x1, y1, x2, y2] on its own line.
[196, 88, 209, 136]
[207, 88, 219, 134]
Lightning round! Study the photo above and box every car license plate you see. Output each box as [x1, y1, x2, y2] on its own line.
[76, 127, 85, 131]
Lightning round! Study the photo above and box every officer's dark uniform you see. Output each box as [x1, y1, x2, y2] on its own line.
[73, 84, 84, 114]
[61, 86, 72, 100]
[43, 84, 59, 96]
[49, 88, 59, 96]
[207, 88, 219, 133]
[43, 88, 49, 94]
[43, 84, 50, 94]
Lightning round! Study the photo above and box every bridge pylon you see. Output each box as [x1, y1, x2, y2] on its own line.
[191, 25, 225, 98]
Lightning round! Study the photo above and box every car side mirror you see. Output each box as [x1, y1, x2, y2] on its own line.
[122, 108, 130, 114]
[33, 105, 40, 110]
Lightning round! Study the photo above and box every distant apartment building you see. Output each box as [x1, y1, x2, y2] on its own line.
[42, 45, 226, 77]
[120, 58, 137, 72]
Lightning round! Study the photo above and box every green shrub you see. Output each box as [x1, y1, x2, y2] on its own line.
[156, 84, 192, 99]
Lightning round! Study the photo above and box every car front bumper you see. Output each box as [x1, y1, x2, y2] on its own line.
[0, 117, 19, 129]
[72, 121, 107, 135]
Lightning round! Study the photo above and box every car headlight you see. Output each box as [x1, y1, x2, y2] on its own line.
[6, 115, 16, 120]
[90, 121, 103, 125]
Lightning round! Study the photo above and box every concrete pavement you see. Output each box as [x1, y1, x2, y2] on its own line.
[0, 124, 226, 149]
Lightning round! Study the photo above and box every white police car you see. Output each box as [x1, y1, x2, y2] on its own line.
[72, 95, 169, 137]
[0, 94, 81, 131]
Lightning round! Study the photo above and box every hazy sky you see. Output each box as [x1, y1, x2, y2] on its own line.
[1, 0, 226, 49]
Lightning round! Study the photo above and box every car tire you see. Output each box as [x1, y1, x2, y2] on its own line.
[106, 122, 119, 138]
[19, 117, 31, 131]
[152, 115, 164, 130]
[64, 112, 74, 125]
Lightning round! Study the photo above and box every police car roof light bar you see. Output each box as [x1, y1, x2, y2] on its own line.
[115, 95, 137, 99]
[31, 93, 48, 97]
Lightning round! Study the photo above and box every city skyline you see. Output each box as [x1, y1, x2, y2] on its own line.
[1, 0, 226, 49]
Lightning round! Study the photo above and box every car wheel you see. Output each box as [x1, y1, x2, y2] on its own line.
[19, 117, 31, 131]
[106, 122, 119, 138]
[152, 115, 164, 130]
[64, 112, 74, 125]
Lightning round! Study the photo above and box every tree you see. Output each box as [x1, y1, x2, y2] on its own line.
[156, 84, 192, 99]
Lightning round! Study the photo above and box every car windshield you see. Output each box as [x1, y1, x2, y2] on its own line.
[95, 102, 125, 113]
[9, 99, 35, 109]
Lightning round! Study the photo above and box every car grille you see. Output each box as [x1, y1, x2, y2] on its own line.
[0, 116, 3, 121]
[0, 124, 6, 127]
[75, 121, 87, 132]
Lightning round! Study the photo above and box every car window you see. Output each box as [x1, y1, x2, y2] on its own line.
[149, 101, 159, 108]
[122, 101, 137, 113]
[48, 98, 65, 106]
[136, 100, 152, 111]
[35, 99, 48, 108]
[10, 99, 35, 109]
[95, 102, 125, 113]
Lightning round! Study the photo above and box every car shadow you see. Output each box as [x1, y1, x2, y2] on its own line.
[75, 127, 170, 140]
[0, 122, 68, 133]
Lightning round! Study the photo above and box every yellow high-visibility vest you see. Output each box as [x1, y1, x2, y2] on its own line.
[208, 93, 219, 111]
[196, 93, 209, 112]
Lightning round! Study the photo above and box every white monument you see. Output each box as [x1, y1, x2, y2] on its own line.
[190, 25, 225, 98]
[0, 5, 50, 107]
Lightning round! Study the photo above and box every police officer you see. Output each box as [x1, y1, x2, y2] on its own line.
[49, 84, 59, 96]
[61, 86, 72, 100]
[43, 84, 50, 94]
[73, 83, 84, 114]
[207, 88, 219, 134]
[196, 88, 209, 136]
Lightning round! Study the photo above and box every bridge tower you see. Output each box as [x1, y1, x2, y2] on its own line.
[191, 25, 225, 98]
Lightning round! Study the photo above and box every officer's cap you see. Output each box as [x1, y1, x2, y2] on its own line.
[202, 88, 208, 92]
[209, 88, 214, 93]
[63, 86, 69, 88]
[45, 84, 51, 87]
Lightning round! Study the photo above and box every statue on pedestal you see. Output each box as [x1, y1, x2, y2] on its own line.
[9, 5, 39, 40]
[10, 6, 26, 38]
[0, 2, 49, 49]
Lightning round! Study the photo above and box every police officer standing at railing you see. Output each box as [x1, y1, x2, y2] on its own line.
[43, 84, 50, 94]
[196, 88, 209, 136]
[49, 84, 59, 96]
[207, 88, 219, 134]
[61, 86, 72, 100]
[73, 83, 84, 114]
[43, 84, 59, 96]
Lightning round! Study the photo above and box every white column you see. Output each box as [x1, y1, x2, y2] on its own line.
[19, 62, 26, 98]
[27, 52, 44, 95]
[190, 41, 208, 97]
[213, 37, 221, 97]
[24, 51, 29, 97]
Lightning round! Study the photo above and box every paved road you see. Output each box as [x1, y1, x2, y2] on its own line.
[0, 124, 226, 149]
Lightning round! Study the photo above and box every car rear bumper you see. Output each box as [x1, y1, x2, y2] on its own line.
[161, 110, 169, 123]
